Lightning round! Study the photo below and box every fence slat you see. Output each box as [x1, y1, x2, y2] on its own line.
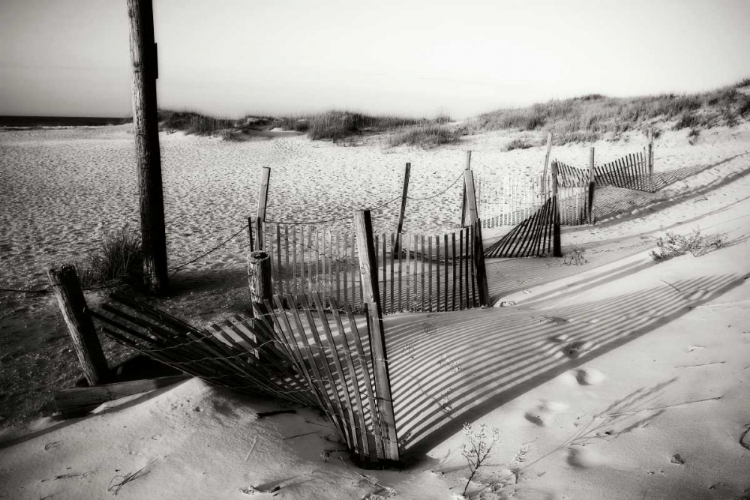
[444, 233, 449, 312]
[435, 235, 440, 312]
[344, 303, 384, 459]
[329, 298, 369, 460]
[312, 293, 358, 454]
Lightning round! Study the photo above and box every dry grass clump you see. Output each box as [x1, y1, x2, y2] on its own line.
[77, 227, 143, 288]
[504, 138, 536, 151]
[307, 111, 422, 141]
[158, 110, 234, 137]
[476, 82, 750, 144]
[387, 123, 464, 148]
[650, 228, 725, 261]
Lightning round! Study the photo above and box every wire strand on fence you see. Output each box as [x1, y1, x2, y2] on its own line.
[406, 172, 463, 201]
[169, 224, 249, 276]
[266, 194, 403, 226]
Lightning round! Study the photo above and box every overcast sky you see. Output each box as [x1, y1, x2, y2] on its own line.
[1, 0, 749, 119]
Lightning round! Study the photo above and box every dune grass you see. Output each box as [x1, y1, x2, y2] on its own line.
[77, 227, 143, 288]
[306, 111, 423, 141]
[476, 83, 750, 144]
[386, 123, 464, 148]
[158, 110, 234, 137]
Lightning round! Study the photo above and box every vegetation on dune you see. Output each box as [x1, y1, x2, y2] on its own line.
[306, 111, 424, 141]
[158, 110, 234, 137]
[77, 227, 143, 288]
[476, 81, 750, 144]
[387, 123, 465, 148]
[157, 76, 750, 146]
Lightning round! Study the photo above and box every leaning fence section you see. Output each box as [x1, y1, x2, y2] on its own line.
[477, 174, 587, 228]
[595, 151, 653, 192]
[484, 195, 559, 258]
[92, 290, 400, 464]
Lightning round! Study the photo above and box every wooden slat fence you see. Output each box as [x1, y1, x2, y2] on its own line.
[255, 221, 485, 315]
[483, 195, 558, 258]
[594, 151, 653, 192]
[557, 152, 654, 193]
[478, 174, 587, 227]
[92, 291, 400, 464]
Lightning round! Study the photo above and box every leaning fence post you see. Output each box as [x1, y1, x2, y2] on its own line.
[463, 170, 489, 305]
[460, 150, 472, 227]
[354, 210, 400, 462]
[48, 265, 110, 385]
[394, 162, 411, 254]
[588, 147, 596, 225]
[552, 161, 562, 257]
[255, 167, 270, 250]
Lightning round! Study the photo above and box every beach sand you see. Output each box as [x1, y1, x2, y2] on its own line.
[1, 123, 749, 499]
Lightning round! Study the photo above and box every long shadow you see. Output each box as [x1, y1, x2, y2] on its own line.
[380, 270, 747, 460]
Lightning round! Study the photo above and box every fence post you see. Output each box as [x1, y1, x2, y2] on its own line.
[255, 167, 271, 250]
[552, 162, 562, 257]
[354, 210, 400, 462]
[541, 131, 553, 197]
[127, 0, 168, 293]
[460, 150, 472, 227]
[248, 250, 273, 326]
[588, 147, 596, 225]
[463, 169, 479, 226]
[647, 128, 654, 191]
[48, 265, 110, 386]
[394, 162, 411, 254]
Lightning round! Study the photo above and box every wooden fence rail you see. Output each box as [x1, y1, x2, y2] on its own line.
[252, 221, 486, 314]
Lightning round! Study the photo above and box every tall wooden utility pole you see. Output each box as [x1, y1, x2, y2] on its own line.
[128, 0, 169, 293]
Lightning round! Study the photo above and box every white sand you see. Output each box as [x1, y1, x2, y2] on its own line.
[1, 123, 748, 289]
[1, 123, 750, 499]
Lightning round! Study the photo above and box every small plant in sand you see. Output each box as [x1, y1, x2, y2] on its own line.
[78, 227, 143, 288]
[563, 248, 588, 266]
[460, 423, 501, 497]
[503, 138, 535, 151]
[650, 228, 725, 262]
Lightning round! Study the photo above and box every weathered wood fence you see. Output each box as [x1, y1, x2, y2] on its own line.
[251, 221, 488, 314]
[557, 150, 654, 193]
[91, 290, 400, 464]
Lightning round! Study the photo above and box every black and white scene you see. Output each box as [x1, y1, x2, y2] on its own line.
[1, 1, 750, 498]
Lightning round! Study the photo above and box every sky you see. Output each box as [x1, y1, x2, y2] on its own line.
[1, 0, 750, 119]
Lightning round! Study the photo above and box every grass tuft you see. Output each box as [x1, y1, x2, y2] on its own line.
[307, 111, 422, 141]
[387, 124, 464, 148]
[504, 138, 535, 151]
[77, 227, 143, 288]
[158, 110, 234, 136]
[650, 228, 724, 261]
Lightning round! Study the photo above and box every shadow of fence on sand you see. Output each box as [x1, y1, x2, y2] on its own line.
[382, 271, 746, 458]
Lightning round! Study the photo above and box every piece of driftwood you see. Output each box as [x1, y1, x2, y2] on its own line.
[54, 375, 190, 416]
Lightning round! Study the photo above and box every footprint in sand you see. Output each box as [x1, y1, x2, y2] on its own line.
[566, 446, 602, 468]
[524, 401, 569, 427]
[564, 340, 595, 359]
[574, 368, 606, 386]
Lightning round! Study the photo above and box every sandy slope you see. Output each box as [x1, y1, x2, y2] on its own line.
[1, 188, 748, 500]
